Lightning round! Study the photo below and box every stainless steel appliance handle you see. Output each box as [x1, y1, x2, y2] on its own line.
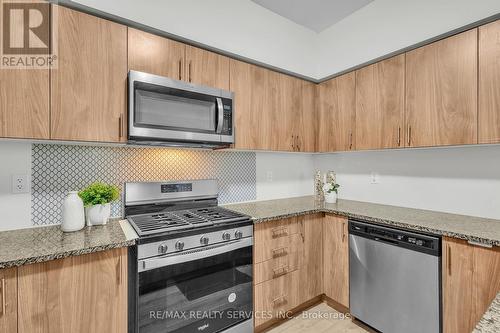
[216, 97, 224, 134]
[139, 237, 252, 272]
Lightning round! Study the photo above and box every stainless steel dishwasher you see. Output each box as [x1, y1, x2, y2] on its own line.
[349, 219, 442, 333]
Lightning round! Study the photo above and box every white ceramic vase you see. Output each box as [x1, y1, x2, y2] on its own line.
[324, 191, 338, 204]
[85, 203, 111, 226]
[61, 191, 85, 232]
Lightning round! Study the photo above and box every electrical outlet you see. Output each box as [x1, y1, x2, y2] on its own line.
[266, 171, 273, 182]
[12, 174, 30, 193]
[370, 172, 380, 184]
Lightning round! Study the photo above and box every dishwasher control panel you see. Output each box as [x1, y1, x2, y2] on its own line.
[349, 220, 441, 256]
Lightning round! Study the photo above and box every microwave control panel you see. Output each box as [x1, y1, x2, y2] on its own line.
[222, 100, 233, 136]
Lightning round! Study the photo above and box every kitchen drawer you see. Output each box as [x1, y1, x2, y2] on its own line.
[254, 217, 299, 264]
[254, 269, 301, 327]
[254, 247, 301, 284]
[254, 233, 302, 264]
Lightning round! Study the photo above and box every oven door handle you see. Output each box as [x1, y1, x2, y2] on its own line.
[216, 97, 224, 134]
[139, 237, 253, 272]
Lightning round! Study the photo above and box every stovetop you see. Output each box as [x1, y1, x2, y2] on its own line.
[127, 206, 250, 237]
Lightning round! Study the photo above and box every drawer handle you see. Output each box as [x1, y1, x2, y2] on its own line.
[272, 264, 289, 278]
[272, 294, 287, 306]
[271, 227, 288, 238]
[1, 278, 5, 316]
[271, 247, 287, 258]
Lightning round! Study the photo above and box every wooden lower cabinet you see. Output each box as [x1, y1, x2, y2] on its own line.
[0, 267, 17, 333]
[298, 214, 323, 302]
[18, 247, 127, 333]
[443, 237, 500, 333]
[323, 214, 349, 308]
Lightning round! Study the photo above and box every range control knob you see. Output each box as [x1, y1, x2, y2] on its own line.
[200, 236, 209, 246]
[234, 230, 243, 239]
[175, 241, 185, 251]
[222, 232, 231, 241]
[158, 244, 168, 254]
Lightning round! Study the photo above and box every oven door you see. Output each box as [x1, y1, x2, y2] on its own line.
[137, 238, 253, 333]
[128, 70, 233, 145]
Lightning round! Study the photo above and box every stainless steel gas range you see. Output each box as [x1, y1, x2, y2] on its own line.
[125, 180, 253, 333]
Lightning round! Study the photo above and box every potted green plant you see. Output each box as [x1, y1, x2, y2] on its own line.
[323, 174, 340, 204]
[78, 182, 120, 226]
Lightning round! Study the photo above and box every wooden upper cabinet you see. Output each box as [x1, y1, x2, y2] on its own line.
[0, 267, 17, 333]
[18, 248, 127, 333]
[406, 29, 478, 148]
[128, 28, 185, 80]
[185, 45, 230, 90]
[278, 73, 300, 152]
[297, 81, 317, 152]
[0, 0, 49, 139]
[356, 55, 405, 150]
[51, 6, 127, 142]
[230, 59, 271, 150]
[443, 237, 474, 333]
[317, 73, 356, 152]
[323, 214, 349, 307]
[479, 20, 500, 144]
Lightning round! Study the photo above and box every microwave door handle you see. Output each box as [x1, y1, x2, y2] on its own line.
[139, 237, 252, 272]
[216, 97, 224, 134]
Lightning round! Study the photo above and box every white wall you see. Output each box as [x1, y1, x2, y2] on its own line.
[256, 152, 314, 201]
[0, 142, 32, 231]
[72, 0, 500, 79]
[71, 0, 318, 78]
[314, 145, 500, 219]
[315, 0, 500, 78]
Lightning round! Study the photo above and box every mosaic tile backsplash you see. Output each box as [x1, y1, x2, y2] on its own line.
[31, 144, 256, 225]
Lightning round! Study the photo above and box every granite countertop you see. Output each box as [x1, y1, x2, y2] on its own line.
[0, 219, 137, 269]
[474, 293, 500, 333]
[224, 196, 500, 246]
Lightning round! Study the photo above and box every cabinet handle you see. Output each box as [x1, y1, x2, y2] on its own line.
[178, 59, 182, 80]
[273, 264, 289, 278]
[291, 135, 295, 151]
[272, 247, 287, 257]
[188, 61, 192, 82]
[349, 131, 353, 150]
[1, 278, 5, 316]
[407, 125, 412, 146]
[272, 294, 287, 305]
[342, 222, 347, 243]
[296, 135, 301, 151]
[118, 114, 123, 139]
[397, 127, 401, 146]
[116, 256, 122, 285]
[447, 245, 451, 276]
[271, 227, 288, 238]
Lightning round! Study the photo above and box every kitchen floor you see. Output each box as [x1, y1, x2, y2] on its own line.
[267, 303, 369, 333]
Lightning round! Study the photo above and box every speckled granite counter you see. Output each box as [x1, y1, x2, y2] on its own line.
[473, 293, 500, 332]
[224, 196, 500, 246]
[0, 220, 137, 269]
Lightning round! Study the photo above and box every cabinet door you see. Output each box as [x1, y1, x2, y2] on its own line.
[472, 245, 500, 327]
[296, 81, 317, 152]
[128, 28, 185, 80]
[278, 74, 300, 151]
[479, 20, 500, 144]
[0, 267, 17, 333]
[0, 0, 49, 139]
[185, 45, 230, 90]
[298, 214, 323, 303]
[51, 6, 127, 142]
[443, 237, 474, 333]
[323, 214, 349, 307]
[406, 29, 478, 147]
[18, 248, 127, 333]
[356, 55, 405, 149]
[230, 60, 270, 150]
[317, 73, 356, 152]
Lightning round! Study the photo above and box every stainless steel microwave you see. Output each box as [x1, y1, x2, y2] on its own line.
[128, 70, 234, 148]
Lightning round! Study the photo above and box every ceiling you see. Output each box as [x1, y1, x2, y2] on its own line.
[251, 0, 373, 33]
